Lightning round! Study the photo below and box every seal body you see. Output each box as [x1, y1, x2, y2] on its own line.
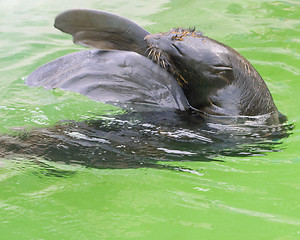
[26, 9, 282, 124]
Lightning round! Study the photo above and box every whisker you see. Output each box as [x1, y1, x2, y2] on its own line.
[161, 59, 166, 69]
[158, 52, 161, 59]
[146, 45, 185, 87]
[154, 50, 158, 62]
[148, 48, 153, 57]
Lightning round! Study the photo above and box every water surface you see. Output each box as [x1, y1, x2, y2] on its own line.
[0, 0, 299, 239]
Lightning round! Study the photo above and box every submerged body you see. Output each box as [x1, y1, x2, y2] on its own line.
[26, 9, 282, 124]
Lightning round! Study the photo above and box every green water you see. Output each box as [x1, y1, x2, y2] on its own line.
[1, 0, 300, 239]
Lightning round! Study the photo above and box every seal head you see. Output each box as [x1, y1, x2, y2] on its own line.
[145, 28, 278, 117]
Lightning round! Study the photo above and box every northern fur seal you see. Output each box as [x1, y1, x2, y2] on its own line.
[26, 9, 282, 124]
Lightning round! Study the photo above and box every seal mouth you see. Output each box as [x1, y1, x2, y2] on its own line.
[147, 45, 172, 72]
[146, 43, 188, 87]
[145, 28, 205, 87]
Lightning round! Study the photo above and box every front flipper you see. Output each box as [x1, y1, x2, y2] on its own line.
[55, 9, 150, 56]
[26, 50, 189, 111]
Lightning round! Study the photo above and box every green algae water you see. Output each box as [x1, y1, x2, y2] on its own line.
[1, 0, 300, 239]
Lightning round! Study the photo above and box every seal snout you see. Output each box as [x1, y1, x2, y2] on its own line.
[145, 33, 181, 64]
[146, 43, 172, 72]
[144, 34, 161, 48]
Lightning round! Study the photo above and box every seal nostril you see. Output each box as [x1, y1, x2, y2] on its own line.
[172, 43, 183, 56]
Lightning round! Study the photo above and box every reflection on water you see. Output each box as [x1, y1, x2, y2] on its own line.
[0, 109, 292, 169]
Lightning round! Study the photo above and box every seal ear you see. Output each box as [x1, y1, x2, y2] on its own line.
[54, 9, 150, 56]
